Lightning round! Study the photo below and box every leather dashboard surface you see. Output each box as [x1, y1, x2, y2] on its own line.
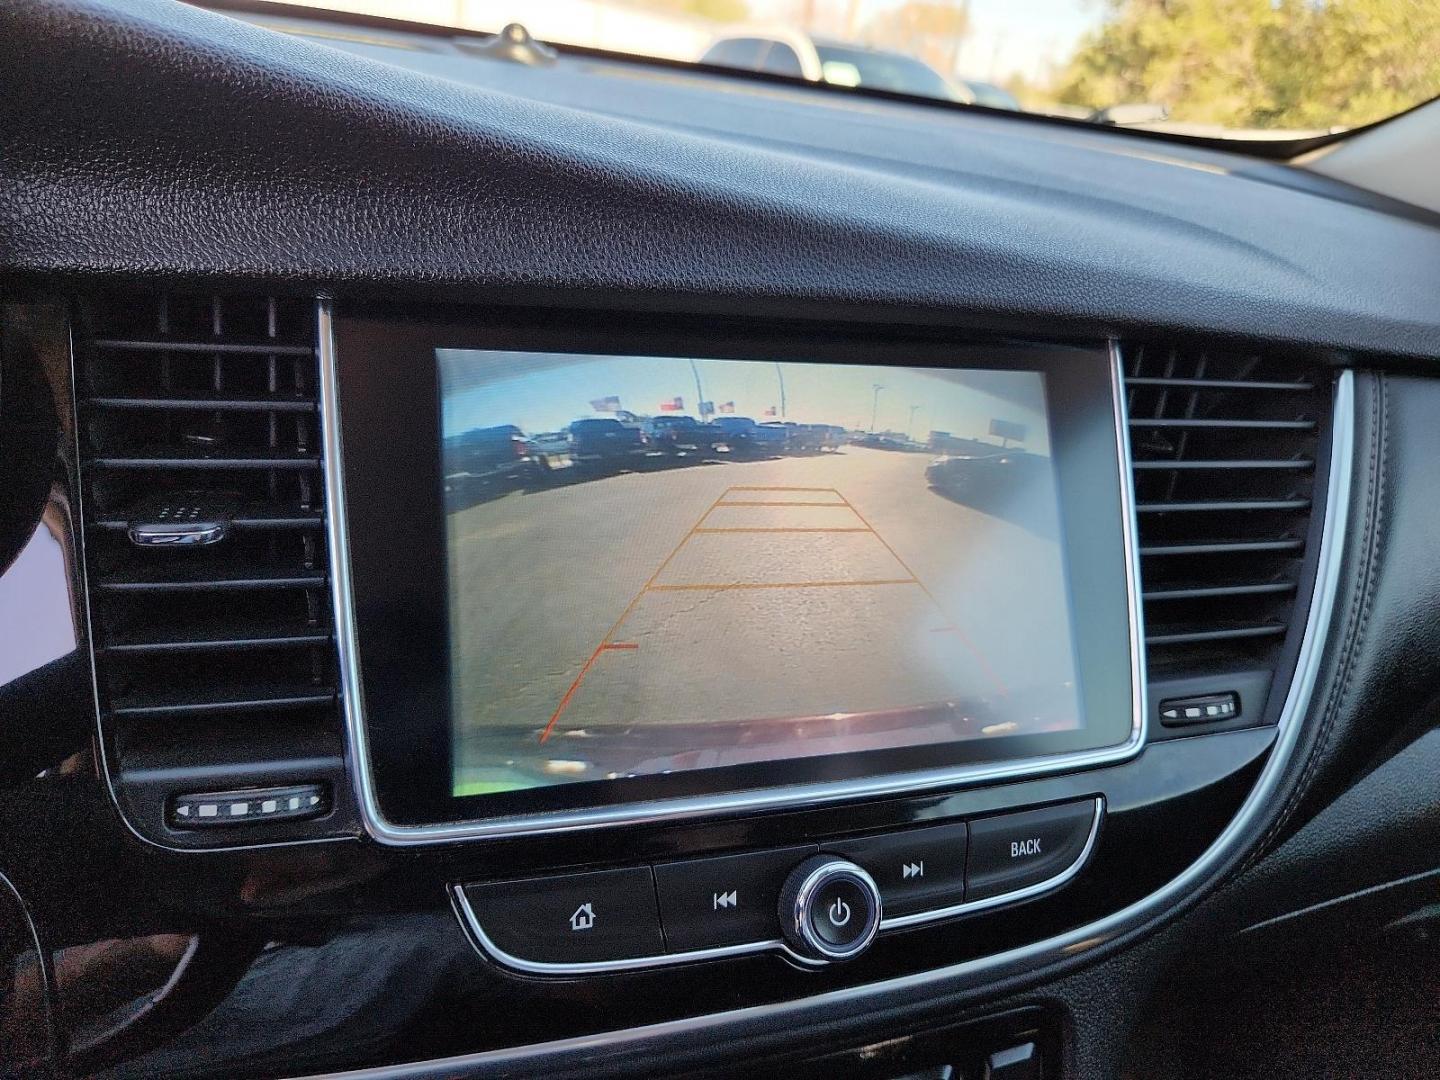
[1, 0, 1439, 363]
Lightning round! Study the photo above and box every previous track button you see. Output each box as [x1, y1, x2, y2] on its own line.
[654, 845, 815, 952]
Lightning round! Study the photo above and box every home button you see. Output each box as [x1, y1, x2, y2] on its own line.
[462, 866, 664, 967]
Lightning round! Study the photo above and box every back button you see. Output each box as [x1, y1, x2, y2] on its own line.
[655, 846, 815, 952]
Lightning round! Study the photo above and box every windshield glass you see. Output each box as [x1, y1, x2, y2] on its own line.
[272, 1, 1439, 138]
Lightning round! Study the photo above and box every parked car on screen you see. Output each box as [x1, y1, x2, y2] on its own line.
[711, 416, 789, 455]
[442, 424, 537, 493]
[642, 414, 723, 454]
[926, 449, 1049, 503]
[753, 421, 828, 454]
[710, 416, 761, 454]
[757, 420, 795, 451]
[565, 417, 647, 463]
[855, 432, 908, 451]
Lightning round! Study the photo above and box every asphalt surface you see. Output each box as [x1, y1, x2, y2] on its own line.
[446, 446, 1078, 792]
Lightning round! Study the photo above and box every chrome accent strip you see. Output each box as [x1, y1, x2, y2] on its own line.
[322, 314, 1147, 844]
[880, 796, 1103, 929]
[452, 798, 1101, 975]
[300, 367, 1354, 1080]
[127, 522, 227, 547]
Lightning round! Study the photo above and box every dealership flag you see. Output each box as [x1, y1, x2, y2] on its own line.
[590, 395, 621, 413]
[719, 401, 735, 413]
[763, 405, 777, 416]
[659, 397, 684, 412]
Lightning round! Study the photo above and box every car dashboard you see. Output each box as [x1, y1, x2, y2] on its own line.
[3, 2, 1440, 1079]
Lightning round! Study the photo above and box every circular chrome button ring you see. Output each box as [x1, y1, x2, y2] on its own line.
[778, 855, 883, 964]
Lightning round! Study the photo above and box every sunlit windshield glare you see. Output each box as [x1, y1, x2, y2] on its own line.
[278, 1, 1439, 138]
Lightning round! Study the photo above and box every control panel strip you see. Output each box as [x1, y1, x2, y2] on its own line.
[452, 798, 1102, 976]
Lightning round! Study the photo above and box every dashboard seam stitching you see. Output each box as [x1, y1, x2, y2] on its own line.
[1246, 368, 1382, 870]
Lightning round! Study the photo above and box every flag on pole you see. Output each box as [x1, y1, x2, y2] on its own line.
[718, 401, 735, 414]
[589, 395, 621, 413]
[659, 397, 684, 412]
[763, 405, 777, 416]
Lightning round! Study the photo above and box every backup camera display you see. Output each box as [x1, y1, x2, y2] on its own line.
[438, 350, 1083, 798]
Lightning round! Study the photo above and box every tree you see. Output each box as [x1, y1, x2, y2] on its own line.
[1053, 0, 1440, 131]
[634, 0, 750, 22]
[865, 1, 970, 74]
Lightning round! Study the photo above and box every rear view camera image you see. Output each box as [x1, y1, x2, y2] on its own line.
[439, 350, 1082, 797]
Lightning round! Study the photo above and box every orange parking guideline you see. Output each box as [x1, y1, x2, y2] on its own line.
[833, 490, 1010, 698]
[538, 483, 1010, 744]
[537, 487, 732, 743]
[649, 579, 915, 591]
[693, 527, 869, 534]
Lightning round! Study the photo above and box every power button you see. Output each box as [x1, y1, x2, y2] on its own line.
[812, 877, 869, 946]
[778, 855, 882, 964]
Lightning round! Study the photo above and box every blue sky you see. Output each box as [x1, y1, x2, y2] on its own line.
[951, 0, 1101, 82]
[438, 349, 1050, 450]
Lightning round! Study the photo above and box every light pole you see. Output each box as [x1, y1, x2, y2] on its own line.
[908, 404, 921, 439]
[870, 384, 885, 433]
[775, 362, 787, 419]
[689, 358, 706, 418]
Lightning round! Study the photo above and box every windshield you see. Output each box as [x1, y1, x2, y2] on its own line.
[272, 1, 1438, 138]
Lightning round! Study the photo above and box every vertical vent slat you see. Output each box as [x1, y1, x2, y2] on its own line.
[1126, 343, 1329, 671]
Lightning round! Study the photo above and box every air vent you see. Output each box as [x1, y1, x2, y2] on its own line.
[75, 294, 351, 846]
[1125, 344, 1330, 681]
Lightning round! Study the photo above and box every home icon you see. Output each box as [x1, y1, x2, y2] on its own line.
[569, 902, 595, 932]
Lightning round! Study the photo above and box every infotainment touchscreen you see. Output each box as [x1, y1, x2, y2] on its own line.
[332, 314, 1137, 833]
[437, 351, 1086, 800]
